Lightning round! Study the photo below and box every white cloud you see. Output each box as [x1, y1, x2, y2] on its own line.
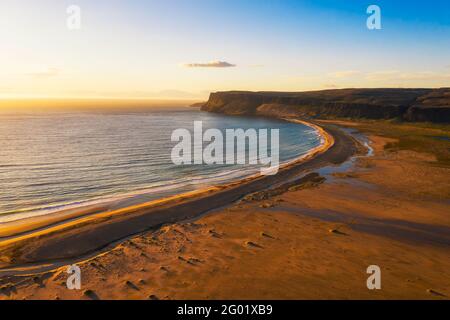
[183, 61, 236, 68]
[152, 90, 202, 99]
[365, 70, 400, 81]
[248, 64, 264, 68]
[328, 70, 361, 78]
[326, 70, 450, 83]
[365, 70, 450, 82]
[25, 67, 60, 79]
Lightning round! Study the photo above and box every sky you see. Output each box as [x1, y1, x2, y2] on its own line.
[0, 0, 449, 100]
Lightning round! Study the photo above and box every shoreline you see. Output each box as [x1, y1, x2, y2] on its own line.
[0, 118, 326, 228]
[0, 116, 324, 223]
[0, 119, 328, 235]
[2, 119, 447, 299]
[0, 120, 355, 272]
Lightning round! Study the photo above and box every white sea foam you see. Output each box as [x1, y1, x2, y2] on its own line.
[0, 109, 321, 223]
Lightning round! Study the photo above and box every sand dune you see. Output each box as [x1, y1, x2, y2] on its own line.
[0, 120, 449, 300]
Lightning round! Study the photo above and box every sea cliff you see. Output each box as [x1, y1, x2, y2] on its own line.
[201, 88, 450, 122]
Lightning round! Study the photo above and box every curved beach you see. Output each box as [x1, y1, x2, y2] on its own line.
[0, 121, 356, 270]
[1, 119, 449, 300]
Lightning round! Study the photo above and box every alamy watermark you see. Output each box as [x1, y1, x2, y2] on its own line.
[66, 264, 81, 290]
[67, 5, 81, 30]
[171, 121, 280, 175]
[367, 5, 382, 30]
[366, 265, 381, 290]
[66, 5, 380, 32]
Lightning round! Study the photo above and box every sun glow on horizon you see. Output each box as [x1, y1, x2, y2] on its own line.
[1, 0, 449, 100]
[0, 98, 202, 113]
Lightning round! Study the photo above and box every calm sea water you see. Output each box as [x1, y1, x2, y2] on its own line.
[0, 108, 321, 222]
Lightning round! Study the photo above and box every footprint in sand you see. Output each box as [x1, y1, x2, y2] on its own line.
[89, 261, 106, 271]
[33, 276, 45, 288]
[83, 289, 99, 300]
[159, 266, 169, 272]
[125, 280, 139, 290]
[187, 258, 202, 265]
[245, 241, 263, 248]
[260, 232, 274, 239]
[208, 229, 222, 238]
[427, 289, 446, 297]
[329, 229, 347, 235]
[0, 284, 16, 297]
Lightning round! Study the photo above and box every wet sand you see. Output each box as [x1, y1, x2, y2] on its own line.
[0, 121, 348, 269]
[1, 120, 449, 300]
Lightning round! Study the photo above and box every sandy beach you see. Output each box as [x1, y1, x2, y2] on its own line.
[0, 119, 449, 300]
[0, 120, 340, 268]
[2, 0, 450, 306]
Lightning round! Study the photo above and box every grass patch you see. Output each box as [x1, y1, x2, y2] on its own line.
[352, 120, 450, 167]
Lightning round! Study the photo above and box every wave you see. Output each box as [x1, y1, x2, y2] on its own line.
[0, 112, 322, 223]
[0, 144, 318, 224]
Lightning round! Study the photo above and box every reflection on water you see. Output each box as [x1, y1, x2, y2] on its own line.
[0, 108, 321, 222]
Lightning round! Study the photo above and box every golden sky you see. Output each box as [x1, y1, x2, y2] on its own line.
[1, 0, 449, 102]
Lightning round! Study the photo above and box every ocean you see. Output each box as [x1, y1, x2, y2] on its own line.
[0, 107, 321, 222]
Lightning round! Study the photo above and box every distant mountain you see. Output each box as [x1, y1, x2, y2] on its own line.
[190, 102, 207, 108]
[201, 88, 450, 122]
